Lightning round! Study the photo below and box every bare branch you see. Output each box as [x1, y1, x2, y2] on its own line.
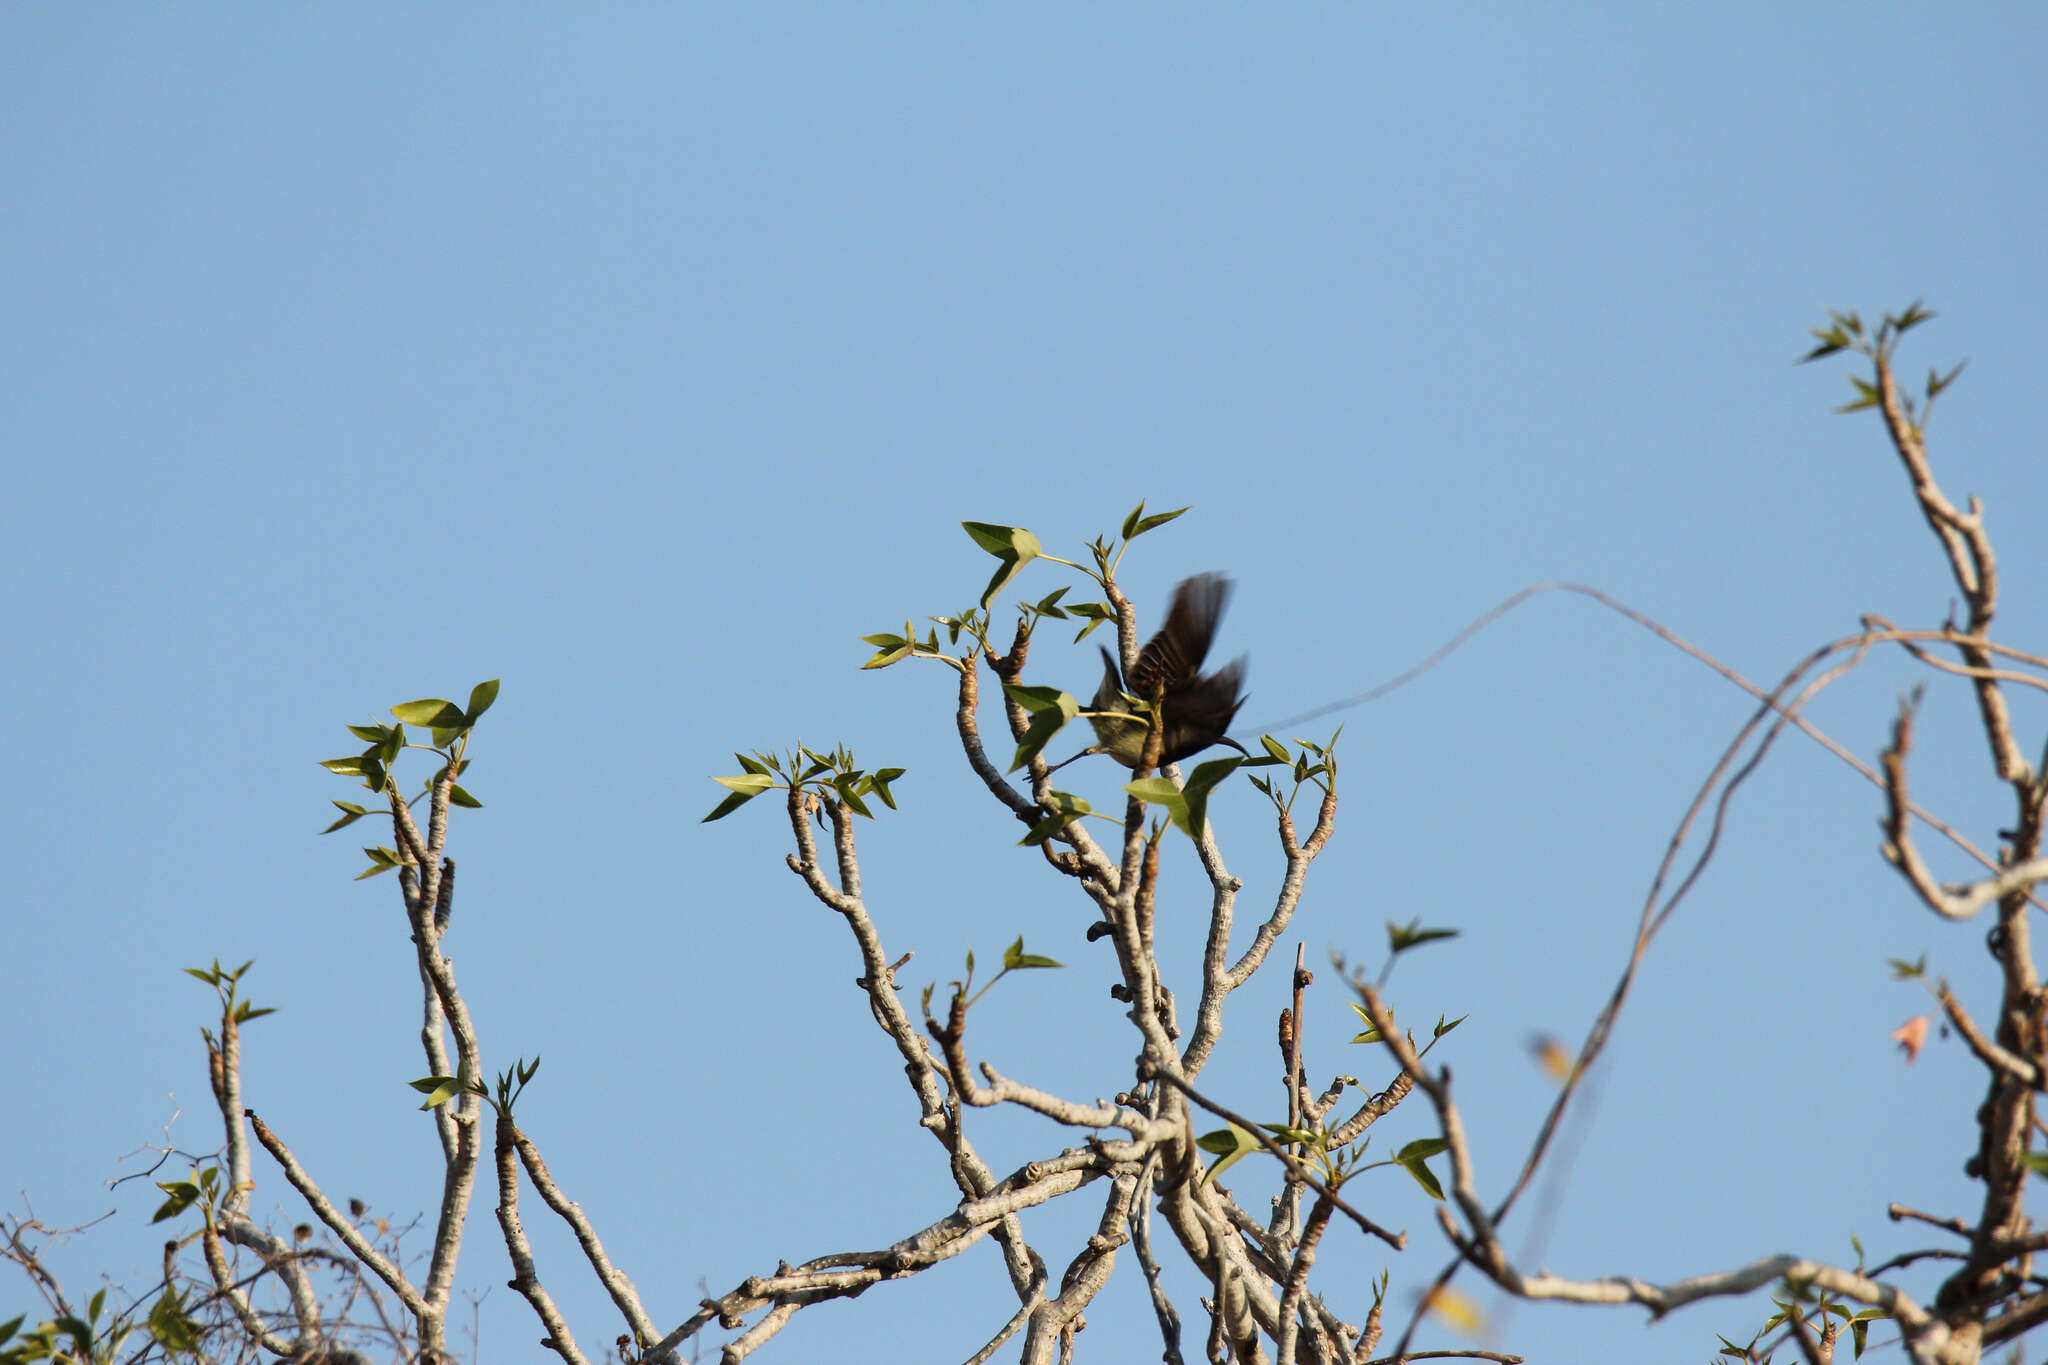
[1934, 979, 2040, 1084]
[1881, 698, 2048, 920]
[491, 1113, 590, 1365]
[1872, 349, 2029, 786]
[246, 1111, 427, 1320]
[509, 1123, 660, 1352]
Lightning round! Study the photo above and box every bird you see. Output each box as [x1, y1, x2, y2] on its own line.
[1087, 573, 1249, 768]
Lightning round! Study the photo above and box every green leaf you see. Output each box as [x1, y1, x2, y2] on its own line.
[1349, 999, 1389, 1044]
[1005, 684, 1079, 771]
[1848, 1307, 1888, 1358]
[1799, 323, 1854, 364]
[1387, 919, 1460, 953]
[1433, 1013, 1467, 1039]
[2019, 1149, 2048, 1176]
[962, 522, 1042, 608]
[1889, 300, 1934, 333]
[1127, 758, 1242, 841]
[859, 632, 914, 669]
[1927, 359, 1967, 399]
[1196, 1122, 1261, 1189]
[1834, 376, 1881, 414]
[465, 679, 500, 722]
[1001, 936, 1065, 971]
[1121, 501, 1189, 541]
[355, 847, 404, 880]
[1130, 506, 1189, 538]
[321, 800, 369, 834]
[832, 773, 874, 819]
[447, 784, 483, 809]
[1395, 1137, 1449, 1161]
[1176, 755, 1243, 840]
[411, 1072, 472, 1109]
[1123, 776, 1190, 836]
[1020, 792, 1092, 846]
[148, 1287, 199, 1354]
[1259, 734, 1290, 764]
[865, 767, 905, 809]
[962, 521, 1030, 556]
[151, 1182, 199, 1224]
[1396, 1151, 1445, 1200]
[320, 756, 367, 776]
[1888, 956, 1926, 980]
[703, 772, 777, 822]
[391, 697, 463, 728]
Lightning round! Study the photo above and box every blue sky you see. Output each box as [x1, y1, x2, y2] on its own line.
[6, 7, 2047, 1362]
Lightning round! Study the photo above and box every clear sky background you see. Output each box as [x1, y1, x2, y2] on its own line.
[6, 8, 2047, 1363]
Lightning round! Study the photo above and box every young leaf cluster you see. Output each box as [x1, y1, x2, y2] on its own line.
[1348, 1002, 1465, 1051]
[183, 958, 276, 1037]
[860, 613, 971, 673]
[150, 1166, 223, 1229]
[1193, 1121, 1449, 1202]
[703, 745, 905, 823]
[1244, 731, 1340, 815]
[1090, 499, 1190, 582]
[411, 1057, 541, 1119]
[921, 935, 1065, 1018]
[861, 510, 1154, 678]
[1801, 301, 1964, 436]
[1343, 918, 1461, 994]
[0, 1279, 199, 1365]
[1710, 1282, 1890, 1363]
[318, 680, 497, 878]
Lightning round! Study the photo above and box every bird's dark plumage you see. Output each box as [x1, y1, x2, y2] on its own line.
[1089, 573, 1248, 768]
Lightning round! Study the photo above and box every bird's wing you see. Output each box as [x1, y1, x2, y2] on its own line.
[1185, 656, 1249, 730]
[1129, 572, 1231, 697]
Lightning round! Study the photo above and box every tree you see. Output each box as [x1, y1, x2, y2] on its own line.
[5, 307, 2039, 1365]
